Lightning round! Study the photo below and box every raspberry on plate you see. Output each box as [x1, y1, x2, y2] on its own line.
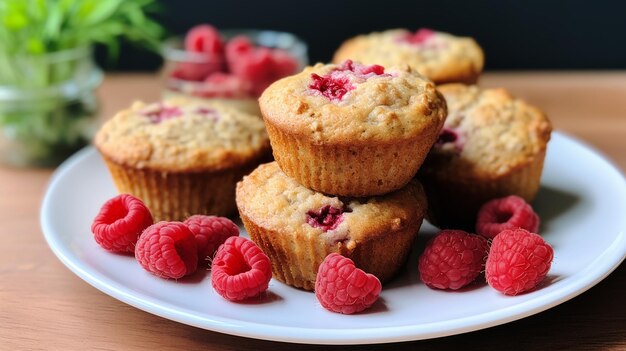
[91, 194, 153, 253]
[135, 221, 198, 279]
[315, 253, 382, 314]
[211, 237, 272, 301]
[476, 195, 540, 239]
[486, 228, 554, 295]
[418, 230, 489, 290]
[184, 215, 239, 265]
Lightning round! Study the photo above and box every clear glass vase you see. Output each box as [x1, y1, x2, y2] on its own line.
[0, 46, 102, 167]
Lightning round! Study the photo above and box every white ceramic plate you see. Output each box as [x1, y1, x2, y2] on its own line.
[41, 132, 626, 345]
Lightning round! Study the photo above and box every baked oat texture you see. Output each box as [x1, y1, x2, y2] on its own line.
[95, 97, 268, 172]
[94, 97, 271, 221]
[236, 162, 428, 290]
[333, 29, 484, 85]
[419, 84, 552, 229]
[259, 61, 447, 196]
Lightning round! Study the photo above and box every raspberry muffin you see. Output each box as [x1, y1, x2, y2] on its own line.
[236, 162, 427, 291]
[418, 84, 552, 229]
[333, 28, 484, 85]
[259, 60, 447, 197]
[95, 97, 270, 221]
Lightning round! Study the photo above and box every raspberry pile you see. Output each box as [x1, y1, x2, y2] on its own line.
[315, 253, 382, 314]
[92, 196, 254, 283]
[419, 195, 553, 295]
[170, 24, 300, 98]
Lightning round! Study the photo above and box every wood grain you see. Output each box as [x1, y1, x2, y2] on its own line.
[1, 72, 625, 351]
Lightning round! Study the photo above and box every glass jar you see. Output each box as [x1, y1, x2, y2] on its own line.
[0, 46, 102, 167]
[161, 29, 308, 116]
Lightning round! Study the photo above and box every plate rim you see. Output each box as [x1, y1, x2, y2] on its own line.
[40, 131, 626, 345]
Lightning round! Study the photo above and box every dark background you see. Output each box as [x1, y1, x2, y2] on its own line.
[100, 0, 626, 71]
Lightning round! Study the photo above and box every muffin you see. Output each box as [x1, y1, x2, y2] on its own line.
[333, 28, 484, 85]
[418, 84, 552, 230]
[94, 97, 271, 221]
[259, 60, 447, 197]
[236, 162, 427, 291]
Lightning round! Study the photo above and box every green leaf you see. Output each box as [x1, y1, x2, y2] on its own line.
[31, 0, 48, 22]
[0, 0, 165, 78]
[81, 0, 123, 25]
[43, 4, 64, 41]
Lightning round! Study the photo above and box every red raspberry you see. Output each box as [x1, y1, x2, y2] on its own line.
[200, 72, 251, 98]
[91, 194, 153, 253]
[306, 205, 346, 232]
[410, 28, 435, 44]
[141, 104, 183, 124]
[315, 253, 382, 314]
[476, 195, 540, 239]
[308, 73, 354, 101]
[185, 24, 224, 55]
[211, 237, 272, 301]
[184, 215, 239, 265]
[434, 127, 464, 152]
[336, 59, 385, 76]
[224, 36, 299, 97]
[135, 222, 198, 279]
[418, 230, 489, 290]
[486, 228, 554, 295]
[232, 47, 274, 82]
[225, 35, 254, 68]
[269, 49, 299, 77]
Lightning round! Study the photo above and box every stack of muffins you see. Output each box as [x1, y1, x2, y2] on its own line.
[237, 28, 552, 290]
[236, 60, 447, 290]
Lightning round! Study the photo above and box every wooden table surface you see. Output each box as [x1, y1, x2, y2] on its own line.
[2, 73, 625, 350]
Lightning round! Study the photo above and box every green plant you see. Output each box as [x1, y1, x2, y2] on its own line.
[0, 0, 163, 86]
[0, 0, 163, 166]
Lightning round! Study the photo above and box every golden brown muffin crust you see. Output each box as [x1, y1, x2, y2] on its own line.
[95, 97, 269, 172]
[333, 29, 484, 85]
[427, 84, 552, 178]
[236, 162, 427, 246]
[259, 61, 447, 145]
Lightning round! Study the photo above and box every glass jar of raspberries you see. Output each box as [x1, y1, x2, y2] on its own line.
[161, 25, 308, 116]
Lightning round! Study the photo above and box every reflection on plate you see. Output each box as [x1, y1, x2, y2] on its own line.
[40, 132, 626, 345]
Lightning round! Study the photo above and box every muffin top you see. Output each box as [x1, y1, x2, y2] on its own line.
[332, 29, 484, 84]
[422, 84, 552, 178]
[236, 162, 427, 246]
[94, 97, 270, 172]
[259, 60, 447, 144]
